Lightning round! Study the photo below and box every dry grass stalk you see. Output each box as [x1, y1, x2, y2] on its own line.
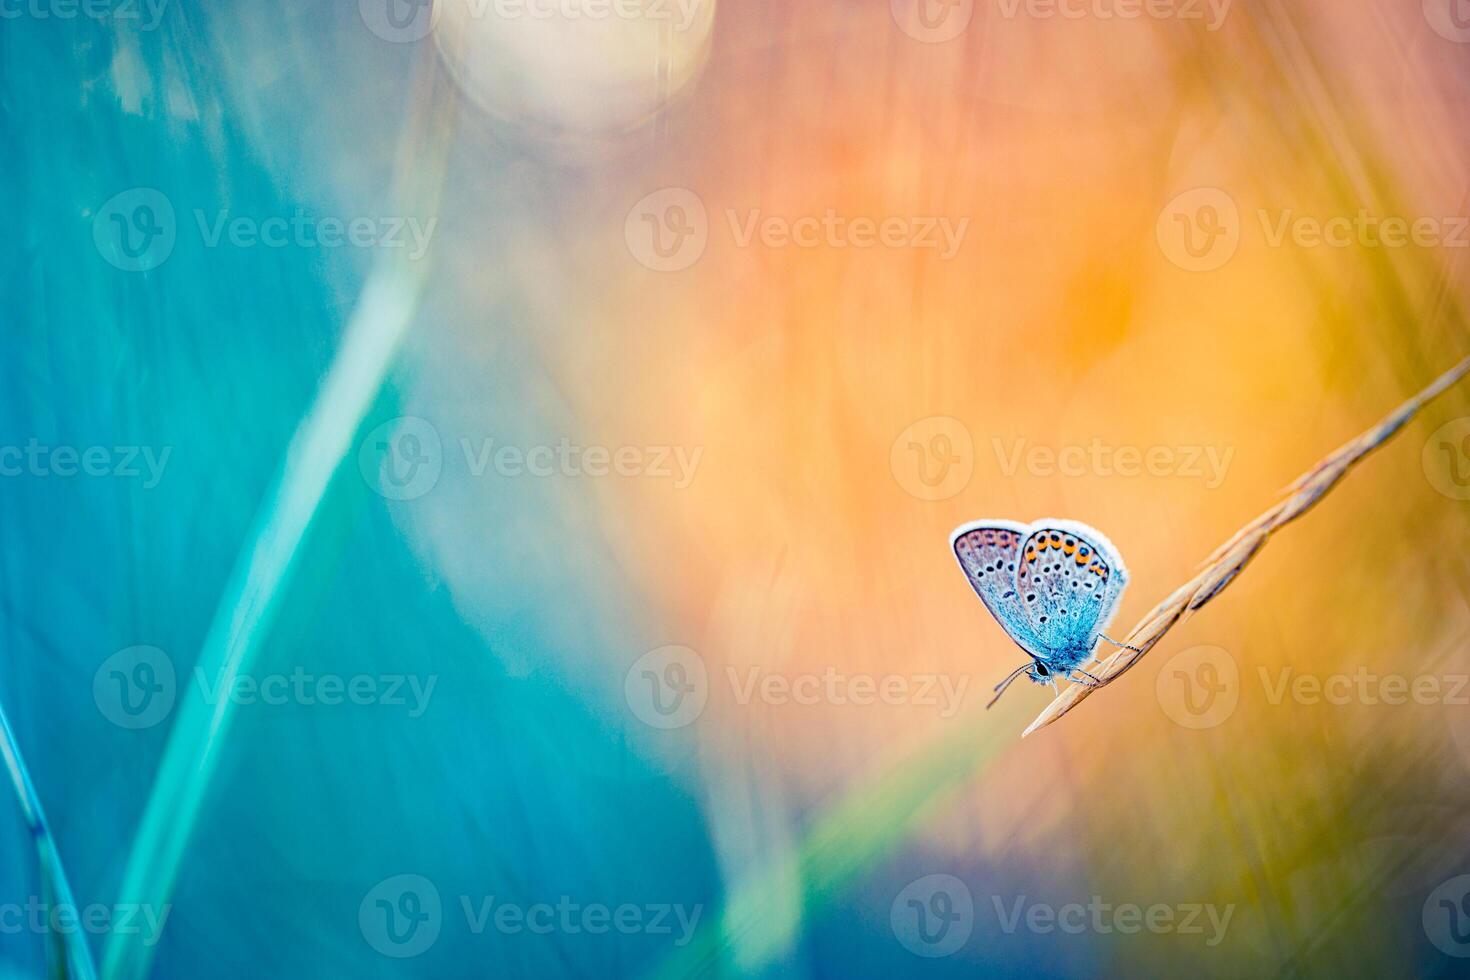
[1022, 354, 1470, 738]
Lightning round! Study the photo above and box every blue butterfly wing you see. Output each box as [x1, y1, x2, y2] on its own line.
[1016, 521, 1128, 656]
[951, 521, 1049, 660]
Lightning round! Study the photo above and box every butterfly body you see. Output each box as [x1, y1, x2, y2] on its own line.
[950, 518, 1130, 703]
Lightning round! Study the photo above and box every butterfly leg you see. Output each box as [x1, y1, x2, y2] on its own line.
[1066, 668, 1104, 687]
[1099, 633, 1145, 654]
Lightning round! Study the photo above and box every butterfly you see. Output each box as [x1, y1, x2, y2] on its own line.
[950, 519, 1138, 708]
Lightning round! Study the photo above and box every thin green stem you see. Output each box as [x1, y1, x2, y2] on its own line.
[1, 694, 101, 980]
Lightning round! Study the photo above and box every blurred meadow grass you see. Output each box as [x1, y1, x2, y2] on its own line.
[605, 3, 1470, 976]
[3, 1, 1470, 978]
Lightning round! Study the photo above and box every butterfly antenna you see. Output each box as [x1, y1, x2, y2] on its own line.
[1100, 633, 1145, 654]
[987, 663, 1034, 710]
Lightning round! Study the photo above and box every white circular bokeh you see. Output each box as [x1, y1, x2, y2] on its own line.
[433, 0, 717, 152]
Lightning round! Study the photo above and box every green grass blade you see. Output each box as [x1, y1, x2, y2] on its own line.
[1, 695, 100, 980]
